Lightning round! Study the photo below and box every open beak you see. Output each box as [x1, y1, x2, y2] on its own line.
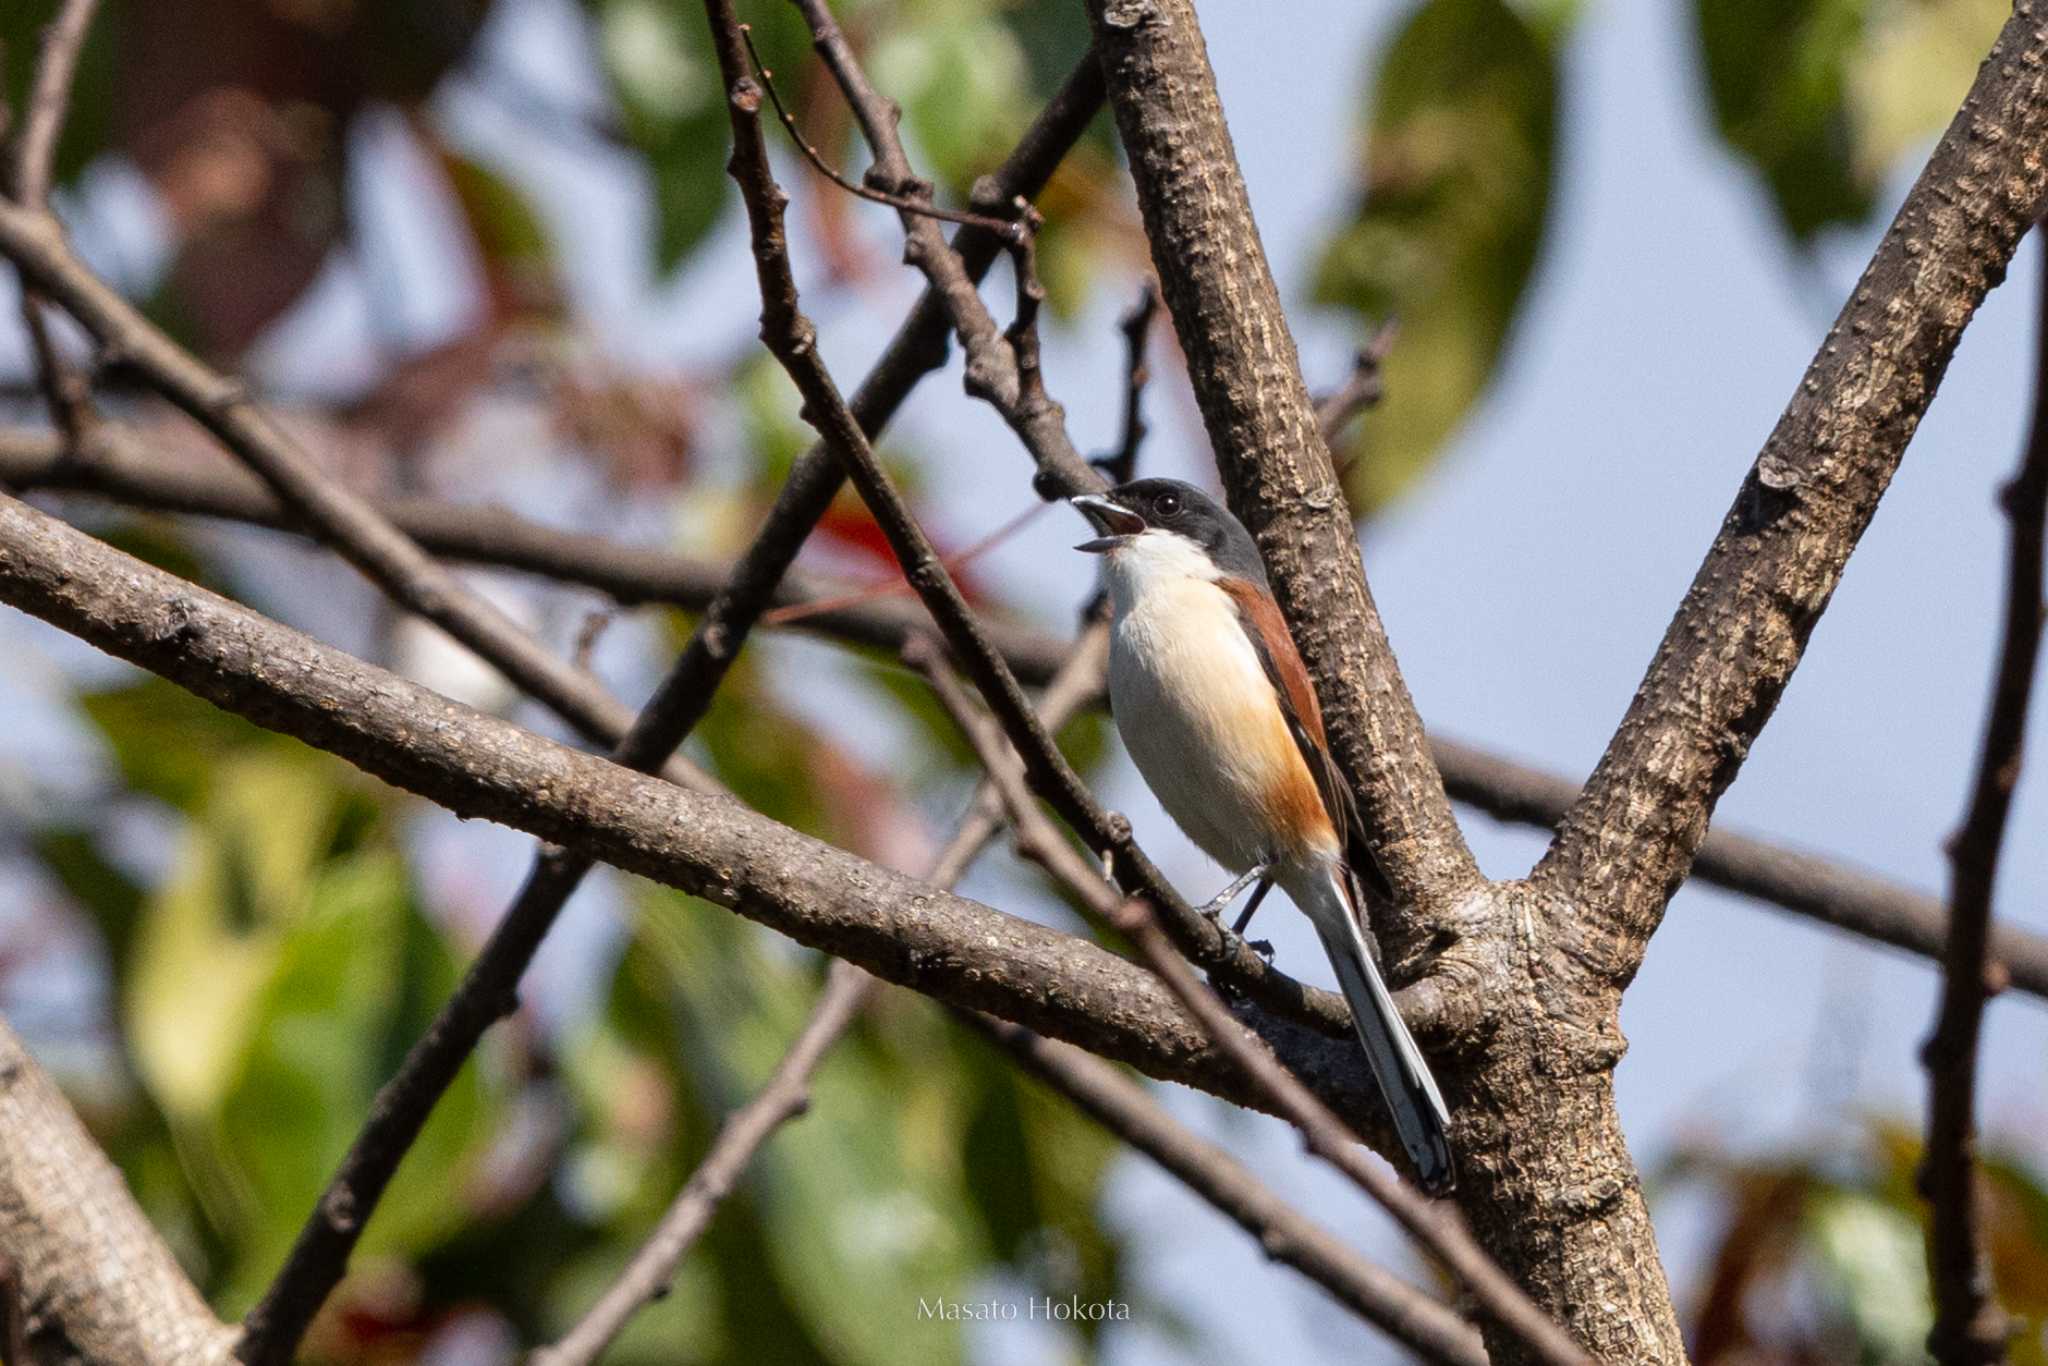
[1071, 494, 1146, 554]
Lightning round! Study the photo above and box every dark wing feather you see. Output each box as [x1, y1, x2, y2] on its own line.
[1217, 581, 1392, 904]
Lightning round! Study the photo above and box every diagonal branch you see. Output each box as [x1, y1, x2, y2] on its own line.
[233, 54, 1111, 1364]
[709, 0, 1358, 1043]
[0, 490, 1401, 1197]
[1536, 7, 2048, 984]
[1080, 0, 1480, 939]
[1920, 229, 2048, 1366]
[0, 1012, 237, 1364]
[7, 0, 100, 445]
[967, 1015, 1490, 1366]
[534, 960, 874, 1366]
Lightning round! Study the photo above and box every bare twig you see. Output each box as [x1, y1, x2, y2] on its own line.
[711, 0, 1359, 1046]
[1316, 318, 1398, 473]
[738, 23, 1026, 242]
[787, 0, 1099, 502]
[1103, 282, 1160, 485]
[7, 0, 100, 445]
[967, 1016, 1490, 1365]
[235, 54, 1110, 1364]
[1920, 231, 2048, 1366]
[535, 960, 874, 1366]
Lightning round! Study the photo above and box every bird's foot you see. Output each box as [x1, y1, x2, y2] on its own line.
[1196, 863, 1268, 920]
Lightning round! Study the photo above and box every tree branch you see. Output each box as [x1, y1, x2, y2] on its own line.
[232, 54, 1110, 1363]
[0, 490, 1396, 1161]
[7, 0, 100, 445]
[710, 0, 1359, 1044]
[1920, 228, 2048, 1366]
[0, 1012, 237, 1364]
[534, 960, 873, 1366]
[966, 1014, 1490, 1366]
[1537, 6, 2048, 985]
[1082, 0, 1481, 932]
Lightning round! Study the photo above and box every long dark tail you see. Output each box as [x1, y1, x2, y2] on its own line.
[1304, 869, 1455, 1195]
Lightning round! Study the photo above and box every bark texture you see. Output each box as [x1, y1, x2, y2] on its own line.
[0, 492, 1398, 1140]
[1081, 0, 1481, 932]
[0, 1016, 236, 1364]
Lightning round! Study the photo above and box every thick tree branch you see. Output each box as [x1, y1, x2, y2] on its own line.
[0, 492, 1398, 1151]
[0, 1013, 237, 1364]
[233, 56, 1110, 1363]
[711, 0, 1359, 1045]
[1081, 0, 1480, 933]
[1921, 231, 2048, 1366]
[1537, 6, 2048, 984]
[1106, 897, 1589, 1366]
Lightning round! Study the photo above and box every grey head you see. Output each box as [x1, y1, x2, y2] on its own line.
[1070, 477, 1269, 586]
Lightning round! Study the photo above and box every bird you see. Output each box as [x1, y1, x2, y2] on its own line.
[1071, 477, 1454, 1195]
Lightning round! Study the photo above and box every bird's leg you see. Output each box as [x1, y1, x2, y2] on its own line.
[1230, 874, 1276, 937]
[1196, 863, 1269, 921]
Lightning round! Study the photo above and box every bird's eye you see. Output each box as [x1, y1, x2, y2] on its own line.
[1153, 491, 1181, 517]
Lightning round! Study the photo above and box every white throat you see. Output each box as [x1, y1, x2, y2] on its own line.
[1099, 529, 1218, 618]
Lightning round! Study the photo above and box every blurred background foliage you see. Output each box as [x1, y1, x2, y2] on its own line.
[0, 0, 2043, 1360]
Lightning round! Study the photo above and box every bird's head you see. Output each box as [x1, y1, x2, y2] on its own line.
[1071, 478, 1268, 586]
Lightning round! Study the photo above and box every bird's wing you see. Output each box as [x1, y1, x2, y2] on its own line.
[1215, 579, 1391, 903]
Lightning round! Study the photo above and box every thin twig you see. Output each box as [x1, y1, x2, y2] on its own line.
[1102, 282, 1160, 485]
[737, 23, 1026, 242]
[7, 0, 101, 445]
[534, 960, 874, 1366]
[234, 52, 1110, 1363]
[787, 0, 1100, 501]
[712, 0, 1358, 1048]
[1316, 317, 1398, 476]
[963, 1016, 1490, 1366]
[1919, 230, 2048, 1366]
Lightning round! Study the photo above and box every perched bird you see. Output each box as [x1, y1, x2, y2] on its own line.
[1072, 477, 1454, 1194]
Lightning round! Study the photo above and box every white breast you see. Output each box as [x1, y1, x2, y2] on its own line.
[1100, 532, 1335, 874]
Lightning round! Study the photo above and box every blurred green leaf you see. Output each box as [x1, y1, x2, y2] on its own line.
[1693, 0, 2008, 245]
[584, 0, 813, 273]
[1694, 0, 1869, 241]
[1312, 0, 1565, 516]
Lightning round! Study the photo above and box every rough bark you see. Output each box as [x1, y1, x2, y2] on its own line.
[1538, 8, 2048, 984]
[0, 1015, 237, 1364]
[1080, 0, 1482, 933]
[0, 491, 1395, 1138]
